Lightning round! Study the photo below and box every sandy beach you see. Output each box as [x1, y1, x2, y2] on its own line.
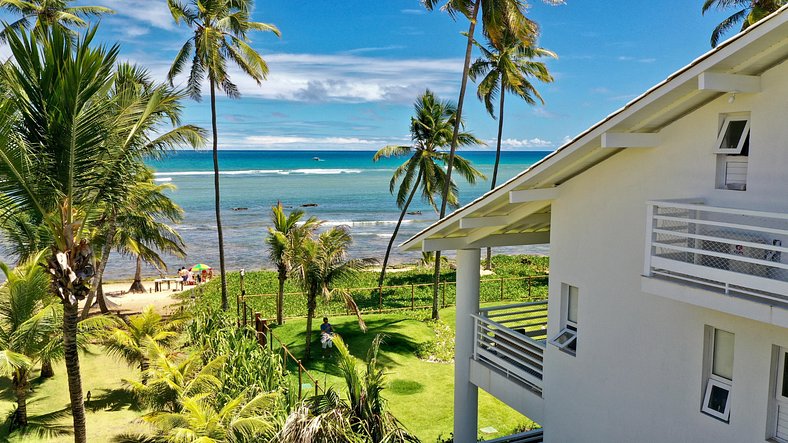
[80, 279, 190, 315]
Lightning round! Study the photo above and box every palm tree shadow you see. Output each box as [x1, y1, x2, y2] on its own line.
[0, 378, 15, 402]
[0, 403, 72, 442]
[87, 388, 142, 412]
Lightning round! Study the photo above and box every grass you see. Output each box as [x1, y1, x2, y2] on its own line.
[192, 254, 549, 320]
[268, 305, 539, 442]
[0, 347, 149, 442]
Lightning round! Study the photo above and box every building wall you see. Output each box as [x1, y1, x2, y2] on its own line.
[541, 59, 788, 442]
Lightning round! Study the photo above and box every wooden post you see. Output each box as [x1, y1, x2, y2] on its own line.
[238, 269, 245, 322]
[500, 277, 504, 301]
[315, 379, 320, 397]
[269, 327, 273, 352]
[411, 283, 415, 310]
[441, 280, 446, 308]
[254, 313, 267, 348]
[281, 345, 286, 375]
[242, 299, 248, 327]
[297, 362, 303, 401]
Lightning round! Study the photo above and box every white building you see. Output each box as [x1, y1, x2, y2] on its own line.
[401, 6, 788, 443]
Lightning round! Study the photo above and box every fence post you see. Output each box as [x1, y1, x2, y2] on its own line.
[254, 313, 267, 348]
[441, 280, 446, 308]
[500, 277, 504, 301]
[242, 299, 248, 327]
[281, 346, 286, 375]
[528, 276, 532, 299]
[411, 283, 415, 310]
[238, 269, 245, 323]
[297, 362, 303, 401]
[315, 379, 320, 397]
[269, 327, 273, 352]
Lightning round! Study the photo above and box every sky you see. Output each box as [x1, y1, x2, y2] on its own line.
[3, 0, 737, 151]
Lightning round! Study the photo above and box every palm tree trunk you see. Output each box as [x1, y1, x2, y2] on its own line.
[304, 293, 316, 361]
[431, 0, 481, 321]
[81, 221, 115, 318]
[13, 372, 28, 426]
[128, 255, 145, 293]
[40, 359, 54, 378]
[485, 91, 506, 270]
[96, 280, 108, 312]
[209, 78, 229, 311]
[378, 174, 422, 289]
[139, 358, 149, 385]
[277, 273, 286, 325]
[63, 300, 87, 443]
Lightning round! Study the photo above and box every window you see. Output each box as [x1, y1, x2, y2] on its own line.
[701, 327, 734, 422]
[768, 347, 788, 442]
[714, 115, 750, 191]
[550, 284, 578, 355]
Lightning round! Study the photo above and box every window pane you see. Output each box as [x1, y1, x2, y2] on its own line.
[782, 352, 788, 398]
[719, 120, 747, 151]
[712, 329, 734, 380]
[567, 286, 578, 324]
[707, 384, 730, 414]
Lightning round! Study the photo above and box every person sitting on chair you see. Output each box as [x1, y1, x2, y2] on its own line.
[320, 317, 334, 358]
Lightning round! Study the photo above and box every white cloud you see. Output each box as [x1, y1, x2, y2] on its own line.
[343, 45, 405, 54]
[617, 56, 656, 63]
[245, 135, 380, 146]
[499, 137, 554, 149]
[228, 134, 409, 150]
[94, 0, 176, 30]
[401, 9, 426, 15]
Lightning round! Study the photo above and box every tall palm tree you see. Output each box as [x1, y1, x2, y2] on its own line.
[373, 90, 483, 289]
[167, 0, 280, 312]
[0, 0, 112, 41]
[0, 28, 197, 442]
[422, 0, 561, 320]
[292, 227, 376, 361]
[279, 335, 418, 442]
[103, 306, 182, 383]
[266, 202, 320, 326]
[702, 0, 786, 47]
[470, 33, 555, 269]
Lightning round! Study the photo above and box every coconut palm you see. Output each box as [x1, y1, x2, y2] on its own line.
[292, 227, 376, 361]
[103, 306, 182, 383]
[266, 202, 320, 325]
[0, 28, 198, 442]
[702, 0, 786, 47]
[0, 0, 112, 41]
[279, 335, 418, 442]
[422, 0, 561, 320]
[373, 90, 484, 289]
[470, 33, 555, 269]
[167, 0, 280, 312]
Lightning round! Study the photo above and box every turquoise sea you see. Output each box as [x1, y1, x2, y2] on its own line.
[113, 150, 551, 280]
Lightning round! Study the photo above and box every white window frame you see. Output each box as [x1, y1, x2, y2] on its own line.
[769, 347, 788, 443]
[701, 326, 734, 422]
[550, 284, 578, 355]
[714, 116, 750, 154]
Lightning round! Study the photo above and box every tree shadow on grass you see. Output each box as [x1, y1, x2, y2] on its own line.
[0, 402, 72, 442]
[86, 388, 141, 412]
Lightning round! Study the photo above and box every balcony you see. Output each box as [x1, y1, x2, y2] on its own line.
[471, 301, 547, 396]
[644, 200, 788, 315]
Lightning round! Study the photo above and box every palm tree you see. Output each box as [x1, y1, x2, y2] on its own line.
[702, 0, 786, 47]
[167, 0, 280, 312]
[292, 227, 376, 361]
[0, 28, 197, 442]
[103, 306, 182, 383]
[470, 33, 555, 269]
[0, 0, 112, 41]
[279, 335, 418, 442]
[422, 0, 561, 320]
[373, 90, 484, 289]
[266, 202, 320, 326]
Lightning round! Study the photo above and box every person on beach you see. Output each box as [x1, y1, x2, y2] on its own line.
[320, 317, 334, 358]
[179, 267, 188, 283]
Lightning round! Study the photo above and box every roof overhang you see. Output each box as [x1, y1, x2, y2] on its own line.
[400, 6, 788, 252]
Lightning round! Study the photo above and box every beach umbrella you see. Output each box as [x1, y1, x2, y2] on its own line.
[191, 264, 212, 271]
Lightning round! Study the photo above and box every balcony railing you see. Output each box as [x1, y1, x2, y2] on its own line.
[645, 200, 788, 305]
[472, 301, 548, 394]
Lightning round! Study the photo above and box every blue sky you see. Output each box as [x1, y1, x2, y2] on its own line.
[5, 1, 736, 151]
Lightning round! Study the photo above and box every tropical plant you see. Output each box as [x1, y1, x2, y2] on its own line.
[0, 0, 112, 41]
[292, 227, 376, 361]
[103, 306, 182, 382]
[266, 202, 320, 325]
[702, 0, 786, 47]
[279, 335, 418, 442]
[167, 0, 280, 312]
[373, 90, 484, 291]
[422, 0, 562, 321]
[469, 33, 555, 269]
[0, 28, 198, 442]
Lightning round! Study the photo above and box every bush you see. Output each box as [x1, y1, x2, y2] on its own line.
[416, 320, 454, 363]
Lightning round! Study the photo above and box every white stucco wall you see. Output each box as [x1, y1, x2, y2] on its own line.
[540, 59, 788, 442]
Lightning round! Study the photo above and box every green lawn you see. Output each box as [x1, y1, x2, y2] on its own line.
[269, 305, 538, 442]
[0, 347, 149, 442]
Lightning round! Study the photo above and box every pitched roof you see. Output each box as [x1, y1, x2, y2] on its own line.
[400, 5, 788, 252]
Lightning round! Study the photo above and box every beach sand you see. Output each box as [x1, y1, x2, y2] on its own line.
[80, 279, 190, 315]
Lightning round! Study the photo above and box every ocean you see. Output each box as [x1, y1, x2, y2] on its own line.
[113, 150, 551, 280]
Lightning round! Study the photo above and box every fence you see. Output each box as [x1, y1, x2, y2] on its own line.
[237, 274, 549, 325]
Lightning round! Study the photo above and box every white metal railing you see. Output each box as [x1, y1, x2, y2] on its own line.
[473, 301, 548, 394]
[644, 200, 788, 304]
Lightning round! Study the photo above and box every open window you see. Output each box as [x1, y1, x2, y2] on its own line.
[701, 327, 734, 422]
[550, 284, 578, 355]
[715, 115, 750, 191]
